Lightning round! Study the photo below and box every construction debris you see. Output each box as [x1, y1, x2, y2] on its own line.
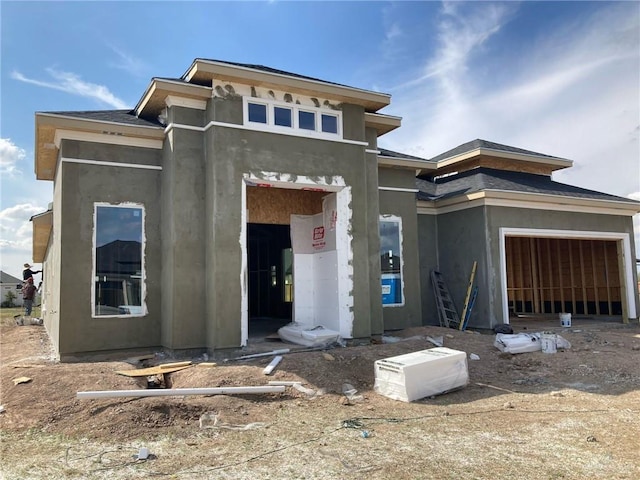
[263, 355, 283, 375]
[77, 385, 286, 399]
[115, 364, 192, 377]
[12, 377, 32, 385]
[225, 349, 290, 362]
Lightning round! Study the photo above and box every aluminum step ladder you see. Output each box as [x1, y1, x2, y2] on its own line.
[430, 270, 461, 329]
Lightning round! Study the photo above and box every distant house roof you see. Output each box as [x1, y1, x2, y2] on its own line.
[0, 271, 23, 284]
[429, 139, 566, 163]
[41, 110, 163, 128]
[416, 167, 640, 204]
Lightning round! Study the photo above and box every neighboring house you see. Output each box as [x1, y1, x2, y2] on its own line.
[30, 59, 640, 361]
[0, 271, 24, 307]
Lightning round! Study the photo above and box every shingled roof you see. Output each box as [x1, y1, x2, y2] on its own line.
[416, 167, 640, 203]
[188, 58, 361, 91]
[41, 110, 163, 128]
[378, 148, 433, 163]
[429, 139, 565, 163]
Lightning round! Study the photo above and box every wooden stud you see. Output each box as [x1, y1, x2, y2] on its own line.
[568, 239, 577, 314]
[603, 241, 612, 314]
[590, 240, 600, 315]
[556, 239, 565, 313]
[546, 238, 554, 314]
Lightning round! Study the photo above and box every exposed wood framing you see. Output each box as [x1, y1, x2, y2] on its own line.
[505, 237, 622, 317]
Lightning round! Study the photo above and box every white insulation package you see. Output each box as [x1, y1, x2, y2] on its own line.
[374, 347, 469, 402]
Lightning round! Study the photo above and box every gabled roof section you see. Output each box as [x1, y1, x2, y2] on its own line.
[424, 139, 573, 179]
[0, 271, 23, 284]
[134, 77, 212, 120]
[35, 110, 165, 181]
[416, 167, 640, 215]
[180, 58, 391, 113]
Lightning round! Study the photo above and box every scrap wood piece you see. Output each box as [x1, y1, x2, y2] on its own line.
[115, 364, 192, 377]
[198, 362, 218, 367]
[77, 385, 286, 399]
[159, 361, 192, 369]
[12, 376, 32, 385]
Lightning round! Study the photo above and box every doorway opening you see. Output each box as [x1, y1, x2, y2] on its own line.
[247, 223, 293, 338]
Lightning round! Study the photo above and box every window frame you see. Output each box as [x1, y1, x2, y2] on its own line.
[243, 97, 342, 139]
[92, 202, 146, 318]
[379, 215, 404, 307]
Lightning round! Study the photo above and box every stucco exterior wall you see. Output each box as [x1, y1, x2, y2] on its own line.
[202, 95, 380, 348]
[417, 214, 439, 325]
[56, 140, 162, 358]
[378, 167, 423, 330]
[42, 157, 63, 355]
[161, 106, 207, 352]
[435, 206, 490, 329]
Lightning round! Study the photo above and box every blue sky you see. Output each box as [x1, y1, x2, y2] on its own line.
[1, 0, 639, 278]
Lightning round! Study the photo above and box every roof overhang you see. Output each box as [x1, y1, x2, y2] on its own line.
[417, 189, 640, 216]
[378, 154, 436, 176]
[364, 112, 401, 136]
[182, 59, 391, 112]
[35, 113, 165, 181]
[134, 78, 212, 119]
[434, 147, 573, 176]
[31, 209, 53, 263]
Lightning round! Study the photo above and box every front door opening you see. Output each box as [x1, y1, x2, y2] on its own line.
[247, 223, 292, 338]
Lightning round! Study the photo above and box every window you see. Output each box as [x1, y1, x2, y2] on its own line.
[248, 102, 268, 124]
[298, 110, 316, 131]
[380, 217, 403, 306]
[321, 114, 338, 134]
[93, 204, 145, 316]
[274, 106, 292, 127]
[244, 97, 341, 138]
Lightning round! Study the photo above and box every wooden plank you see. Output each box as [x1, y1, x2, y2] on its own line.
[578, 240, 587, 314]
[556, 239, 565, 312]
[546, 238, 555, 314]
[591, 240, 600, 314]
[116, 365, 192, 377]
[616, 239, 629, 322]
[568, 239, 576, 314]
[516, 237, 525, 312]
[603, 241, 612, 314]
[160, 361, 192, 369]
[459, 261, 477, 330]
[530, 237, 540, 313]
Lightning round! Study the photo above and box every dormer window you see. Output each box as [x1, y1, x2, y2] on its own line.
[243, 97, 342, 139]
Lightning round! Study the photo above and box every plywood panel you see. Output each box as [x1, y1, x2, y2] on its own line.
[247, 187, 326, 224]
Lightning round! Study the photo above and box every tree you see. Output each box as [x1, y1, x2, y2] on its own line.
[2, 290, 17, 308]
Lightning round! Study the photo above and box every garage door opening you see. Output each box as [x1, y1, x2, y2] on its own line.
[505, 237, 623, 317]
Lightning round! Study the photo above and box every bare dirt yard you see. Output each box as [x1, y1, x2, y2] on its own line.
[1, 309, 639, 480]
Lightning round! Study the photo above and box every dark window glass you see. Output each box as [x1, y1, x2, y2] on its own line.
[321, 114, 338, 134]
[274, 107, 292, 127]
[94, 206, 143, 316]
[299, 110, 316, 130]
[248, 103, 267, 124]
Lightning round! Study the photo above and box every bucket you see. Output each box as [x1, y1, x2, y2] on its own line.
[559, 313, 572, 328]
[540, 332, 557, 354]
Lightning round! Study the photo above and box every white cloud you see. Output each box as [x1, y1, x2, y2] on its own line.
[0, 138, 26, 176]
[107, 44, 148, 77]
[0, 203, 45, 276]
[11, 68, 129, 109]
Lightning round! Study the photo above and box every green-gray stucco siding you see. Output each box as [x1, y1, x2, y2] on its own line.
[57, 140, 162, 357]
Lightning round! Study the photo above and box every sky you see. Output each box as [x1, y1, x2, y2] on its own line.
[0, 0, 639, 279]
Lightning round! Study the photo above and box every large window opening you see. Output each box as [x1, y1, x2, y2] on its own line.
[380, 216, 404, 306]
[93, 204, 145, 317]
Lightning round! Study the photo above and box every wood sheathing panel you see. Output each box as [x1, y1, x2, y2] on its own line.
[434, 155, 555, 178]
[247, 187, 326, 225]
[506, 237, 622, 316]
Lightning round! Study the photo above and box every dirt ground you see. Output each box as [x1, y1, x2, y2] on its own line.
[1, 310, 639, 480]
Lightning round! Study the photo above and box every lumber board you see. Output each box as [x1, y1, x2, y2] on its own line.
[116, 365, 192, 377]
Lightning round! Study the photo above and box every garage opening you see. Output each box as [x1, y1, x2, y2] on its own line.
[506, 237, 623, 317]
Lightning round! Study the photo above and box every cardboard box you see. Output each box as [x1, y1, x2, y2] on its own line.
[374, 347, 469, 402]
